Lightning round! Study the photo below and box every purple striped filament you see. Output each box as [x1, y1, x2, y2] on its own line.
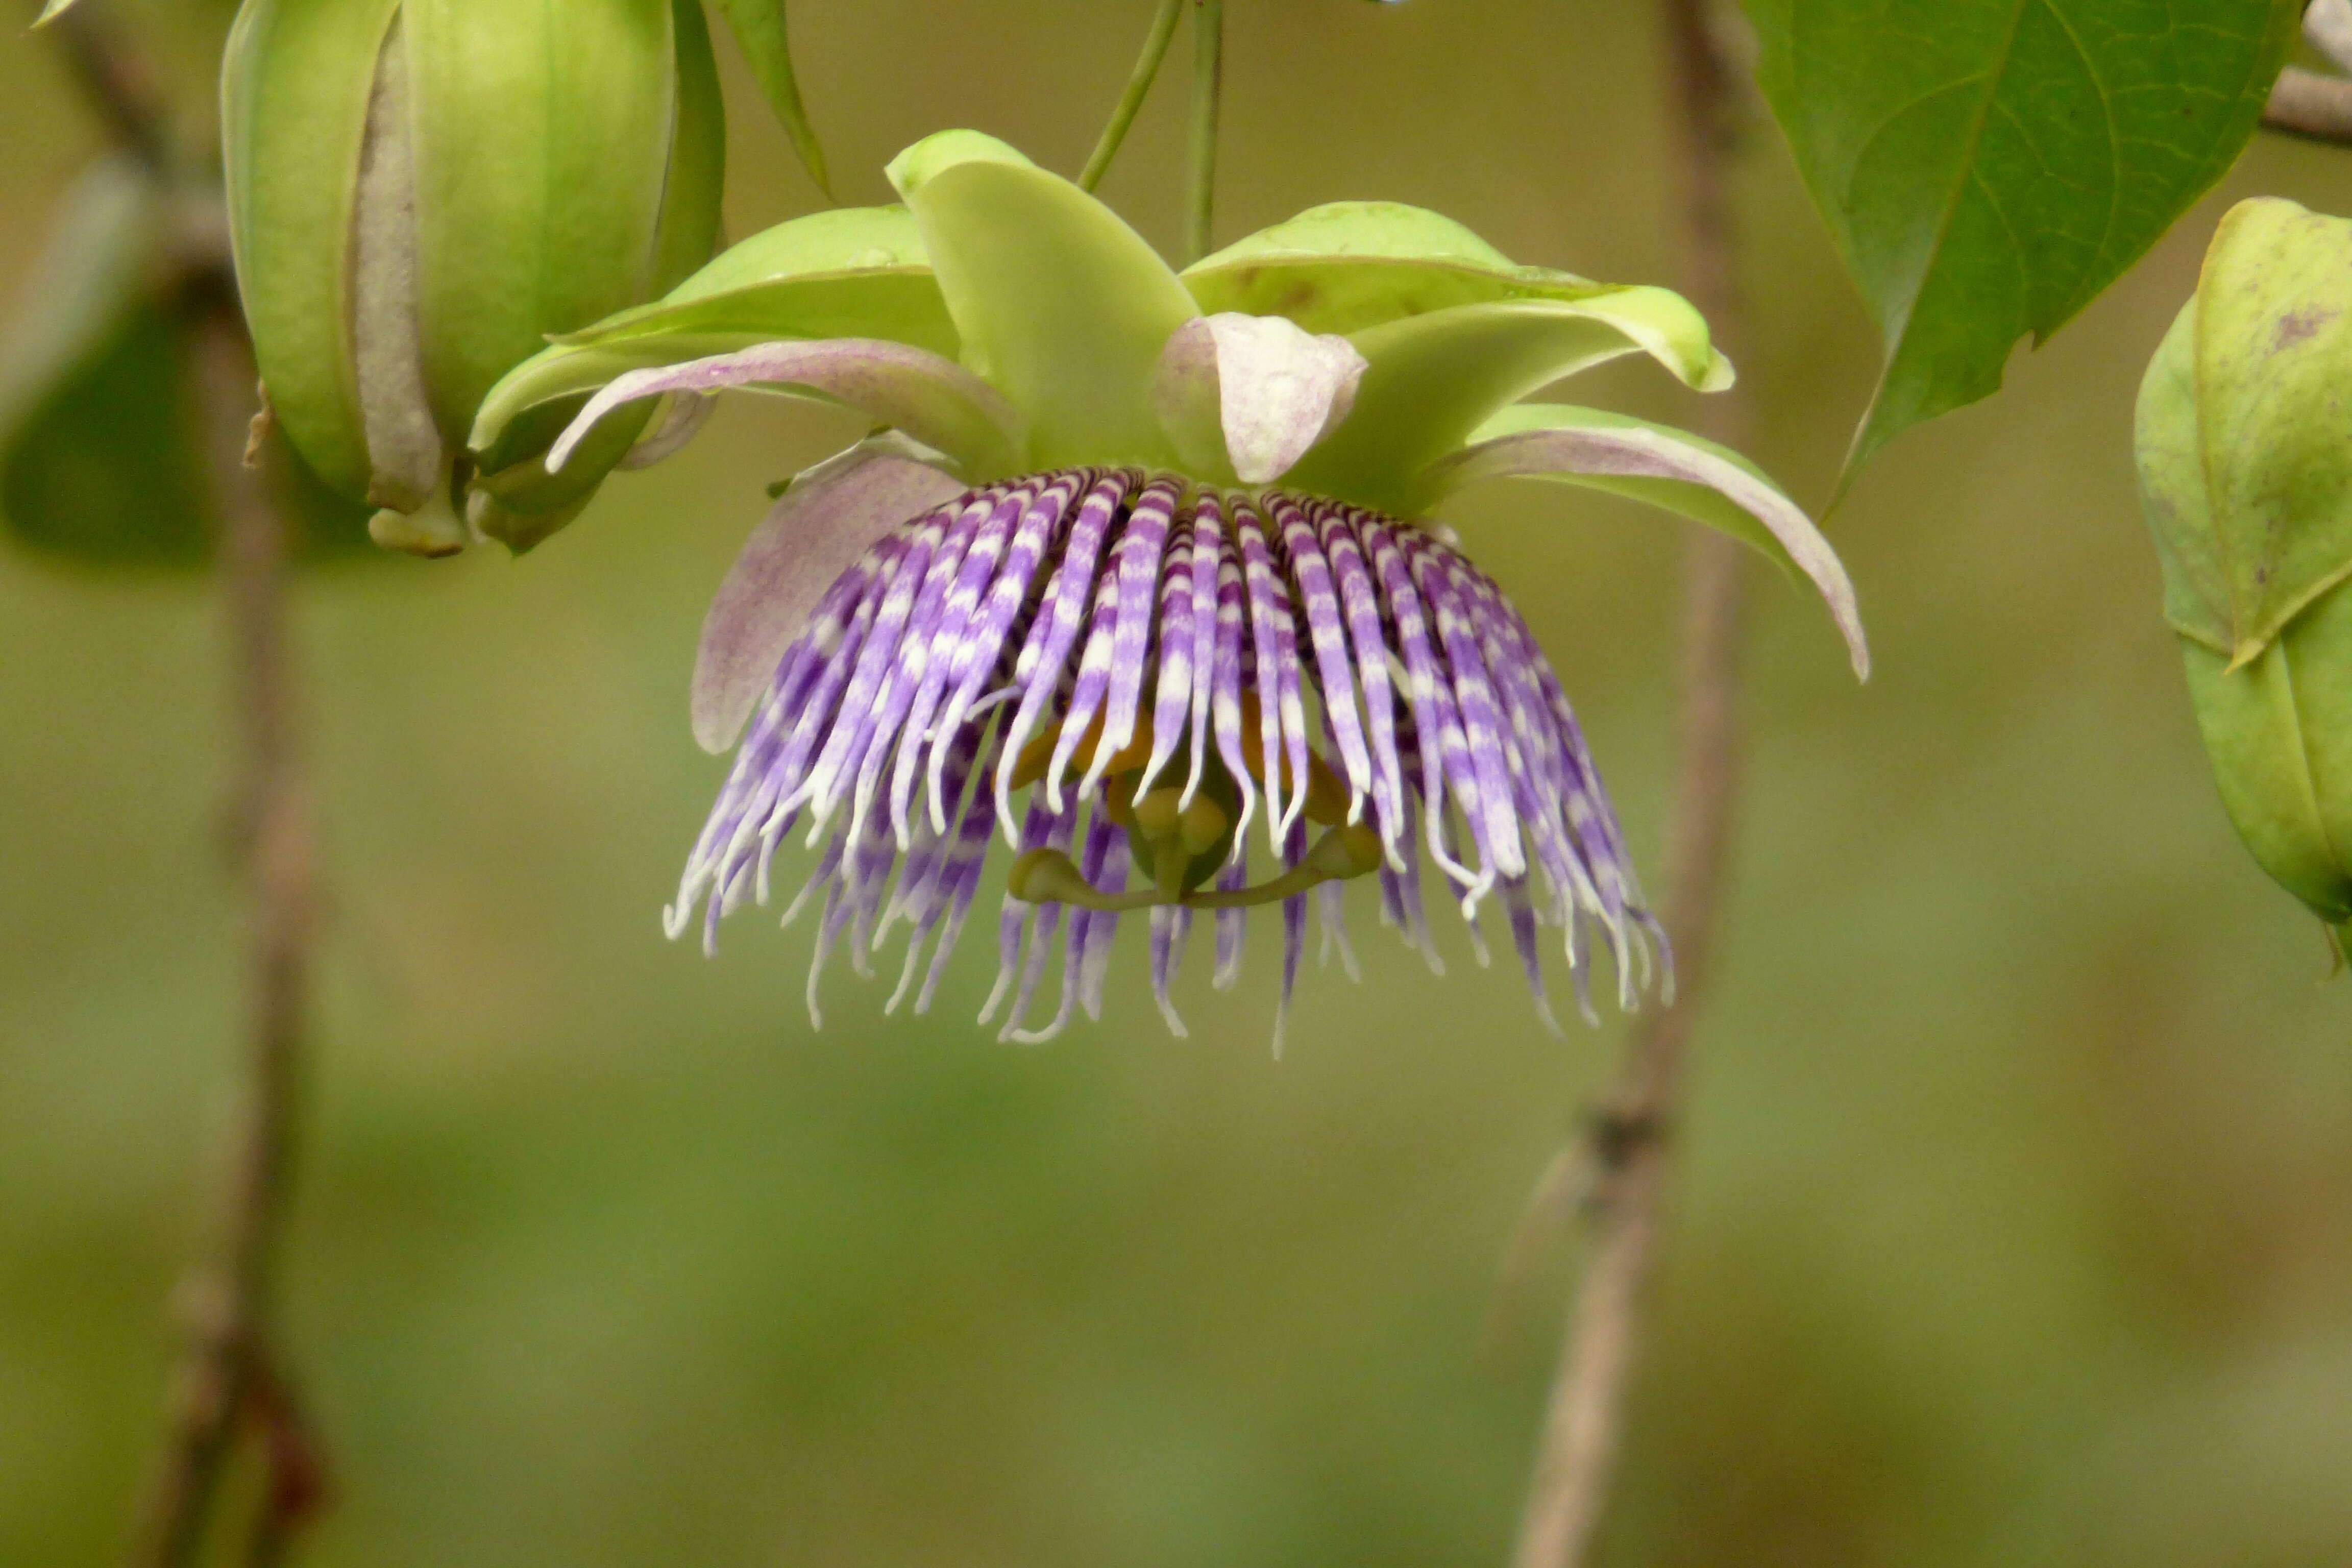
[668, 467, 1668, 1044]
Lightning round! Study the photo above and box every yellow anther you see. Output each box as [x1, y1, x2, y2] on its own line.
[1102, 770, 1138, 826]
[1011, 712, 1161, 792]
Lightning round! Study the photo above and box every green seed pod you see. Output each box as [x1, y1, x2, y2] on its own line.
[221, 0, 725, 556]
[2137, 197, 2352, 939]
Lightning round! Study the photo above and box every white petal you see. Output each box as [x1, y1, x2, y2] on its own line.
[1428, 418, 1868, 678]
[1153, 313, 1367, 485]
[547, 337, 1023, 478]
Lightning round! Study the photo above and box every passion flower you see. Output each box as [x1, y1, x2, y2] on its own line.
[474, 131, 1869, 1040]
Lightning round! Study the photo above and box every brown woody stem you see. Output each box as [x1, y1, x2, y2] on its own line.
[1508, 0, 1755, 1562]
[44, 5, 330, 1563]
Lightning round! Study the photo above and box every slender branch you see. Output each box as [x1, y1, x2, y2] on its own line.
[1509, 1, 1753, 1563]
[42, 4, 327, 1562]
[1184, 0, 1222, 264]
[2263, 65, 2352, 145]
[126, 281, 318, 1568]
[1079, 0, 1186, 191]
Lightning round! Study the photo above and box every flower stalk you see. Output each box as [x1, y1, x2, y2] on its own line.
[1079, 0, 1186, 193]
[1187, 0, 1222, 264]
[37, 5, 329, 1559]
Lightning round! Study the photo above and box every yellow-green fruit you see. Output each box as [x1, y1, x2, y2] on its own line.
[222, 0, 725, 555]
[2137, 197, 2352, 936]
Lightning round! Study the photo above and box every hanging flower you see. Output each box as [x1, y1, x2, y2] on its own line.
[471, 131, 1868, 1043]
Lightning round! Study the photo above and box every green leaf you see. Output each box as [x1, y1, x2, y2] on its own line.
[0, 165, 371, 569]
[1182, 201, 1630, 336]
[706, 0, 832, 200]
[31, 0, 89, 24]
[1430, 403, 1868, 676]
[2136, 198, 2352, 666]
[1283, 291, 1728, 510]
[887, 129, 1198, 469]
[1748, 0, 2299, 481]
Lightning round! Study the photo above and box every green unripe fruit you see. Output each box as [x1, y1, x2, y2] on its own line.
[222, 0, 725, 555]
[2137, 198, 2352, 938]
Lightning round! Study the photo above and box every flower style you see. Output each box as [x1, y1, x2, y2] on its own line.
[471, 130, 1868, 1043]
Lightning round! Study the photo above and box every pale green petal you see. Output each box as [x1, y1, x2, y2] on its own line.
[1185, 201, 1670, 338]
[475, 330, 780, 456]
[1284, 292, 1732, 509]
[543, 338, 1023, 480]
[1427, 403, 1867, 677]
[693, 442, 969, 752]
[887, 129, 1197, 468]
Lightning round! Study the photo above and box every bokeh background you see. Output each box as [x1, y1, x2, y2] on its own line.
[7, 2, 2352, 1563]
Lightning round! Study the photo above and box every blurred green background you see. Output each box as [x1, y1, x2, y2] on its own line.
[7, 3, 2352, 1564]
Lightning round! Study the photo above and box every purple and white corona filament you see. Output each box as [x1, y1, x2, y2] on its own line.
[669, 469, 1664, 1042]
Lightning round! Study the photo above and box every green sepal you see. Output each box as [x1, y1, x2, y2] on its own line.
[551, 207, 955, 357]
[469, 481, 598, 555]
[1431, 402, 1867, 676]
[470, 393, 657, 521]
[2182, 580, 2352, 924]
[222, 0, 402, 504]
[404, 0, 681, 441]
[2137, 199, 2352, 668]
[706, 0, 832, 200]
[471, 207, 960, 465]
[1182, 201, 1631, 336]
[887, 129, 1196, 468]
[1450, 403, 1806, 578]
[1284, 291, 1729, 509]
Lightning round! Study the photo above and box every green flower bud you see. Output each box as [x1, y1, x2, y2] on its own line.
[2137, 197, 2352, 940]
[222, 0, 725, 555]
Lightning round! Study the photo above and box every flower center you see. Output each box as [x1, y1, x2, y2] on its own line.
[1003, 696, 1383, 912]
